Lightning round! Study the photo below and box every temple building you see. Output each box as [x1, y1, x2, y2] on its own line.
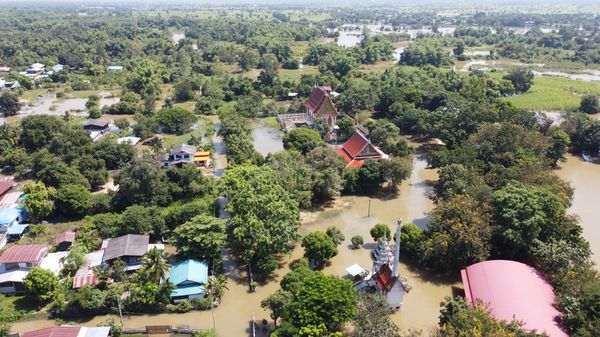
[277, 85, 341, 131]
[337, 129, 388, 168]
[357, 219, 411, 310]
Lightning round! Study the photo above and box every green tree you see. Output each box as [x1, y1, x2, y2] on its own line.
[261, 289, 293, 327]
[174, 78, 198, 102]
[287, 272, 357, 330]
[23, 182, 56, 222]
[92, 138, 135, 170]
[547, 130, 570, 167]
[140, 247, 170, 284]
[380, 157, 412, 190]
[306, 147, 346, 200]
[125, 281, 173, 313]
[325, 226, 345, 245]
[503, 68, 534, 94]
[302, 231, 338, 268]
[85, 95, 100, 110]
[370, 224, 391, 241]
[579, 94, 600, 114]
[114, 156, 172, 208]
[240, 48, 260, 71]
[283, 128, 324, 155]
[170, 215, 227, 261]
[266, 151, 314, 209]
[421, 194, 492, 271]
[120, 205, 165, 235]
[23, 267, 59, 303]
[350, 235, 364, 248]
[126, 60, 163, 98]
[0, 91, 20, 116]
[236, 92, 263, 118]
[220, 165, 300, 280]
[55, 184, 92, 218]
[353, 292, 401, 337]
[155, 107, 197, 135]
[19, 115, 66, 152]
[492, 181, 574, 259]
[74, 155, 109, 188]
[335, 117, 355, 139]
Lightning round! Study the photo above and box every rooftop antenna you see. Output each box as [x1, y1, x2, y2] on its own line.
[392, 218, 402, 277]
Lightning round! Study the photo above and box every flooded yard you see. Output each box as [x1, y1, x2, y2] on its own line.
[11, 151, 455, 336]
[252, 120, 284, 156]
[557, 154, 600, 266]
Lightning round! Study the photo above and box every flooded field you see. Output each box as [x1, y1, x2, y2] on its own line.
[12, 152, 455, 336]
[557, 154, 600, 266]
[19, 93, 119, 116]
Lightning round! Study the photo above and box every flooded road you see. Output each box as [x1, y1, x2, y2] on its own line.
[209, 115, 227, 177]
[19, 93, 119, 116]
[251, 120, 283, 156]
[12, 152, 453, 336]
[557, 154, 600, 265]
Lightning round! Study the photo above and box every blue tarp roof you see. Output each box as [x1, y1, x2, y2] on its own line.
[8, 224, 28, 235]
[0, 208, 21, 225]
[169, 259, 208, 286]
[171, 284, 206, 298]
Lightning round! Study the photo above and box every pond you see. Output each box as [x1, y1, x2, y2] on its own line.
[251, 120, 284, 156]
[11, 151, 456, 336]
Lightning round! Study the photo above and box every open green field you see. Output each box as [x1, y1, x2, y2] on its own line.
[0, 294, 42, 323]
[279, 65, 319, 82]
[502, 75, 600, 111]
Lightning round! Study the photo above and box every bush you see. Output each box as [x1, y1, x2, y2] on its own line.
[175, 300, 194, 313]
[351, 235, 364, 248]
[580, 94, 600, 114]
[193, 296, 212, 310]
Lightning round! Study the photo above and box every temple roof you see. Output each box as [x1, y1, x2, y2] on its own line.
[304, 86, 340, 117]
[338, 131, 387, 168]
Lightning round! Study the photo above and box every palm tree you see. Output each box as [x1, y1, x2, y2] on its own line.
[140, 247, 170, 284]
[206, 275, 228, 301]
[150, 138, 164, 157]
[206, 274, 228, 330]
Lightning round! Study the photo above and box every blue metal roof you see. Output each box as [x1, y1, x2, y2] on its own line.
[168, 259, 208, 286]
[171, 284, 206, 298]
[8, 224, 28, 235]
[0, 208, 21, 225]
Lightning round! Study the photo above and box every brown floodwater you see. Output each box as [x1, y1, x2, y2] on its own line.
[556, 154, 600, 266]
[12, 154, 457, 336]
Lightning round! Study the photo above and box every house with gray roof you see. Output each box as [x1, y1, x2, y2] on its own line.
[159, 144, 197, 168]
[101, 234, 149, 270]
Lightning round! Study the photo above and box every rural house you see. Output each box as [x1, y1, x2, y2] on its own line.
[0, 244, 49, 294]
[20, 326, 111, 337]
[159, 144, 210, 168]
[101, 234, 151, 271]
[169, 259, 209, 302]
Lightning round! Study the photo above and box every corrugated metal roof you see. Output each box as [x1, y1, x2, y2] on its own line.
[102, 234, 149, 262]
[7, 224, 28, 235]
[171, 284, 206, 298]
[0, 244, 48, 264]
[0, 208, 21, 225]
[22, 327, 81, 337]
[55, 231, 76, 245]
[169, 259, 208, 286]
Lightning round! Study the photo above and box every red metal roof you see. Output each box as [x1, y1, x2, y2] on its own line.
[336, 148, 364, 168]
[55, 231, 76, 245]
[22, 327, 81, 337]
[73, 269, 97, 289]
[342, 132, 369, 158]
[0, 244, 49, 264]
[461, 260, 568, 337]
[0, 178, 13, 196]
[304, 86, 328, 112]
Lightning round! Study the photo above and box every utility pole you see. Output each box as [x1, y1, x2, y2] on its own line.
[117, 297, 124, 327]
[367, 199, 371, 217]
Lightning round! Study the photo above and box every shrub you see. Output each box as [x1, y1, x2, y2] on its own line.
[351, 235, 364, 248]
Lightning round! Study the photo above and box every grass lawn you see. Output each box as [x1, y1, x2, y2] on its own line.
[173, 100, 195, 112]
[0, 294, 42, 323]
[19, 221, 82, 246]
[163, 129, 202, 148]
[279, 65, 319, 82]
[260, 117, 281, 130]
[20, 89, 49, 103]
[502, 75, 600, 111]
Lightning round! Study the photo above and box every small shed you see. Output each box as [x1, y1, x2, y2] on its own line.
[55, 231, 76, 251]
[169, 259, 208, 302]
[345, 264, 367, 278]
[7, 224, 28, 242]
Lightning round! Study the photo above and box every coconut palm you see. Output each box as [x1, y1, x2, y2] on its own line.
[150, 138, 164, 157]
[140, 247, 170, 284]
